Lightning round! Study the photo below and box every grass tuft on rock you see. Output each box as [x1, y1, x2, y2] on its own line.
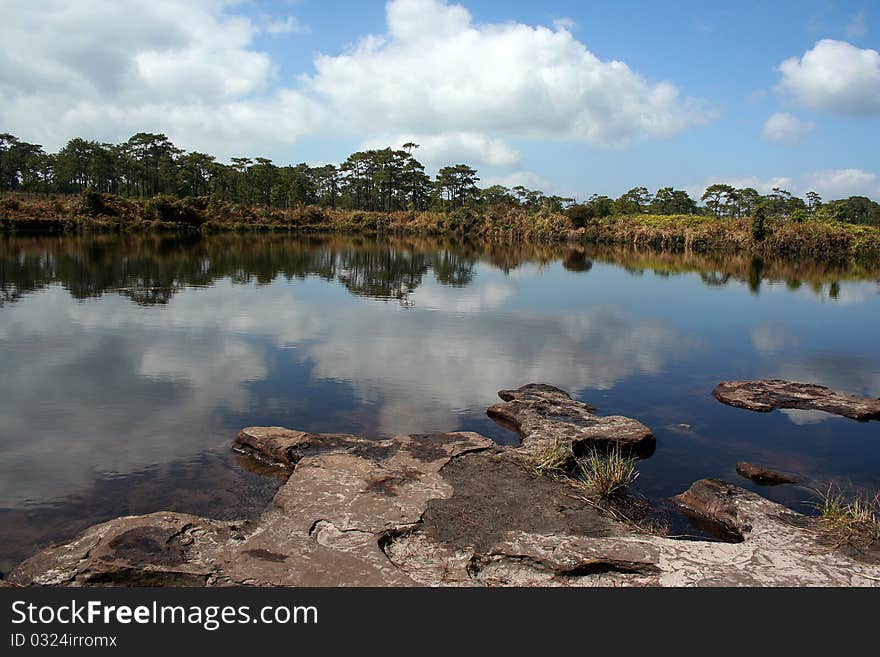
[815, 486, 880, 545]
[531, 439, 572, 477]
[575, 445, 640, 498]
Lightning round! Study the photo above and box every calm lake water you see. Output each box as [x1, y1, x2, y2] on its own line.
[1, 233, 879, 571]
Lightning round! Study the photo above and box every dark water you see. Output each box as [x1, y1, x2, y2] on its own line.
[1, 233, 879, 571]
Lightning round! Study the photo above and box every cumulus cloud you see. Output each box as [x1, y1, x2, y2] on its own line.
[362, 132, 521, 168]
[690, 169, 880, 202]
[761, 112, 815, 145]
[688, 176, 794, 200]
[777, 39, 880, 115]
[265, 16, 309, 35]
[309, 0, 713, 150]
[801, 168, 880, 200]
[481, 170, 554, 191]
[0, 0, 712, 164]
[0, 0, 324, 159]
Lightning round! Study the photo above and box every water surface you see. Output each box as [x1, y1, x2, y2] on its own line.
[1, 234, 879, 571]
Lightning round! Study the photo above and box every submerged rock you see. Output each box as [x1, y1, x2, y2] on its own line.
[736, 461, 800, 486]
[10, 385, 879, 587]
[713, 379, 880, 421]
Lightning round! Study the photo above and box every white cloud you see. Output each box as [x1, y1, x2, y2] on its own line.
[761, 112, 815, 145]
[777, 39, 880, 115]
[0, 0, 322, 159]
[802, 168, 880, 199]
[552, 17, 578, 32]
[265, 16, 309, 35]
[688, 176, 795, 200]
[690, 169, 880, 202]
[309, 0, 713, 149]
[846, 12, 868, 40]
[481, 171, 554, 191]
[362, 132, 521, 168]
[0, 0, 713, 161]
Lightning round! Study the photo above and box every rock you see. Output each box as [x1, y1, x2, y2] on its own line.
[10, 513, 247, 587]
[234, 426, 396, 467]
[10, 385, 879, 587]
[736, 461, 800, 486]
[487, 383, 656, 457]
[713, 379, 880, 421]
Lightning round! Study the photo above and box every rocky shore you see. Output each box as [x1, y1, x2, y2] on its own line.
[8, 383, 880, 587]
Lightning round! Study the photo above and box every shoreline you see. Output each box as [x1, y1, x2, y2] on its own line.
[6, 383, 879, 587]
[4, 192, 880, 260]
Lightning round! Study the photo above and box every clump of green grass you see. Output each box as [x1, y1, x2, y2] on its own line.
[815, 486, 880, 545]
[531, 440, 660, 533]
[574, 445, 639, 498]
[531, 439, 572, 477]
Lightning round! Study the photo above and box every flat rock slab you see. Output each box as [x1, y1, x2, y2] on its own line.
[713, 379, 880, 421]
[9, 384, 879, 587]
[487, 383, 655, 457]
[736, 461, 800, 486]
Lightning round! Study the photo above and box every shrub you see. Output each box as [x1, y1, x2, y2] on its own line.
[79, 188, 115, 217]
[751, 204, 767, 242]
[566, 203, 594, 228]
[148, 195, 204, 226]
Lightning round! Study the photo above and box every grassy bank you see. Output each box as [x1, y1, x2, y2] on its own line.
[581, 213, 880, 260]
[4, 192, 880, 259]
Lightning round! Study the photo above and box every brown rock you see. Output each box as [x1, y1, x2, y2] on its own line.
[234, 426, 396, 467]
[736, 461, 800, 486]
[713, 379, 880, 421]
[487, 383, 655, 457]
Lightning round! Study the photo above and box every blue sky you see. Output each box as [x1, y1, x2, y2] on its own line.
[1, 0, 878, 200]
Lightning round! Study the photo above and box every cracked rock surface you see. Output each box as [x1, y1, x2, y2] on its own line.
[8, 384, 879, 587]
[713, 379, 880, 421]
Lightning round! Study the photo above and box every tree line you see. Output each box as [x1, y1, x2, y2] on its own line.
[1, 131, 877, 225]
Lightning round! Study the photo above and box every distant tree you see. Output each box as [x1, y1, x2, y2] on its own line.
[613, 186, 652, 215]
[701, 184, 736, 218]
[805, 191, 822, 214]
[651, 187, 697, 214]
[733, 187, 761, 218]
[585, 194, 614, 218]
[435, 164, 479, 210]
[480, 185, 514, 207]
[818, 196, 880, 225]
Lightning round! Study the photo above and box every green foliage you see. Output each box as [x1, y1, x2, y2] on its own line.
[444, 207, 478, 233]
[565, 203, 594, 227]
[701, 183, 736, 217]
[613, 186, 652, 215]
[651, 187, 698, 215]
[790, 208, 807, 223]
[818, 196, 880, 226]
[751, 204, 767, 241]
[3, 129, 880, 242]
